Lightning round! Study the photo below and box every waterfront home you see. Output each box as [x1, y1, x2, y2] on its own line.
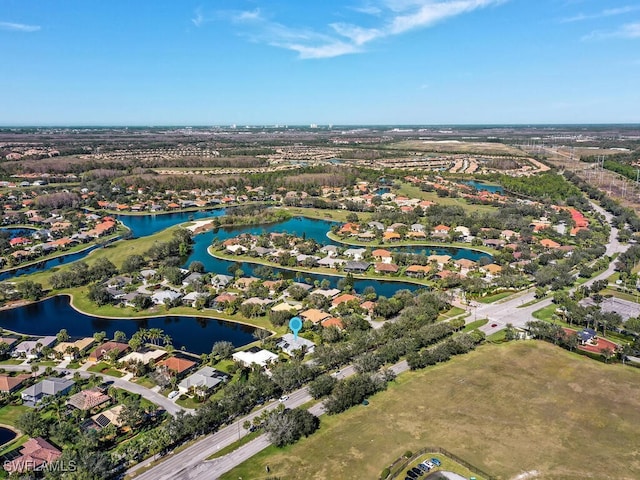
[151, 290, 182, 305]
[310, 288, 341, 299]
[12, 336, 57, 360]
[331, 294, 358, 308]
[344, 261, 370, 273]
[454, 226, 472, 241]
[320, 245, 339, 257]
[343, 248, 366, 261]
[0, 337, 18, 348]
[182, 272, 203, 287]
[382, 231, 401, 242]
[66, 387, 110, 412]
[372, 249, 393, 263]
[367, 221, 384, 231]
[178, 366, 227, 394]
[120, 348, 166, 366]
[318, 256, 345, 269]
[375, 263, 399, 274]
[3, 437, 62, 474]
[88, 341, 130, 363]
[0, 373, 31, 393]
[410, 224, 425, 233]
[211, 274, 234, 290]
[53, 337, 95, 360]
[271, 301, 302, 314]
[277, 333, 315, 356]
[212, 292, 237, 311]
[235, 277, 259, 290]
[405, 265, 432, 278]
[182, 291, 208, 308]
[428, 254, 452, 268]
[232, 349, 278, 369]
[226, 244, 248, 254]
[21, 377, 75, 405]
[156, 357, 197, 378]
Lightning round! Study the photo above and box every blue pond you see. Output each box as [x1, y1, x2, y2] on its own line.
[465, 181, 504, 194]
[0, 427, 16, 446]
[0, 296, 256, 354]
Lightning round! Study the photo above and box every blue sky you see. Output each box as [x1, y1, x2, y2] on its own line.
[2, 0, 639, 125]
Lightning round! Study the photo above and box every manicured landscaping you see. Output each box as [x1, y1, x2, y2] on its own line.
[220, 341, 640, 480]
[87, 362, 124, 377]
[0, 405, 30, 426]
[463, 318, 488, 332]
[206, 430, 261, 460]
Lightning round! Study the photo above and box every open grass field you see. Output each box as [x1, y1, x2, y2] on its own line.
[284, 206, 372, 223]
[395, 182, 499, 215]
[221, 341, 640, 480]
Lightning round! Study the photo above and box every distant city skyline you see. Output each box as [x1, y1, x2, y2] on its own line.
[2, 0, 639, 125]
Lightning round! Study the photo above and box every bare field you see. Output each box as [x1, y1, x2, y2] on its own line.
[389, 140, 525, 156]
[222, 341, 640, 480]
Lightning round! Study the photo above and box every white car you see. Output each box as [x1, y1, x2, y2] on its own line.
[279, 395, 289, 402]
[168, 390, 180, 400]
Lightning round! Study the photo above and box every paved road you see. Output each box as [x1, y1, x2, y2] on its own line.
[131, 203, 628, 479]
[0, 364, 187, 416]
[473, 201, 627, 336]
[132, 362, 410, 480]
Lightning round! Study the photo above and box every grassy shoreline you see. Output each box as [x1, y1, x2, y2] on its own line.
[208, 246, 434, 288]
[326, 231, 497, 255]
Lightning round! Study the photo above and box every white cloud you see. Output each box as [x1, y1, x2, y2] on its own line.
[224, 0, 505, 59]
[234, 9, 263, 23]
[583, 21, 640, 40]
[0, 21, 40, 32]
[561, 5, 640, 23]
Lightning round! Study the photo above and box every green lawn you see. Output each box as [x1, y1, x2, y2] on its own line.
[221, 341, 640, 480]
[0, 359, 25, 366]
[475, 291, 516, 304]
[206, 430, 261, 460]
[532, 304, 558, 322]
[284, 207, 372, 223]
[326, 231, 497, 255]
[395, 182, 498, 215]
[463, 318, 488, 332]
[87, 362, 124, 377]
[0, 405, 29, 426]
[438, 306, 465, 321]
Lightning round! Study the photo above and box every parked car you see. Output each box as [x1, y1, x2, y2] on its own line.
[417, 464, 430, 472]
[420, 462, 432, 471]
[411, 467, 423, 476]
[406, 471, 418, 479]
[168, 390, 180, 399]
[424, 461, 435, 469]
[279, 395, 289, 402]
[430, 458, 441, 467]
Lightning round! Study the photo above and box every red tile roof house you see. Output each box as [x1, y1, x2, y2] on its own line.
[157, 357, 197, 377]
[3, 437, 62, 474]
[0, 373, 31, 394]
[88, 341, 130, 362]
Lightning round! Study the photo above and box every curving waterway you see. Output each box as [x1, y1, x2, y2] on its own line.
[0, 210, 490, 349]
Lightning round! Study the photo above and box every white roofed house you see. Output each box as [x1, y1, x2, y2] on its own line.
[211, 274, 234, 290]
[277, 333, 315, 357]
[151, 290, 182, 305]
[232, 349, 278, 368]
[13, 336, 57, 360]
[178, 366, 227, 395]
[343, 248, 366, 261]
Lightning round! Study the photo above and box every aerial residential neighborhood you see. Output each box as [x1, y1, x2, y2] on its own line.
[1, 0, 640, 477]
